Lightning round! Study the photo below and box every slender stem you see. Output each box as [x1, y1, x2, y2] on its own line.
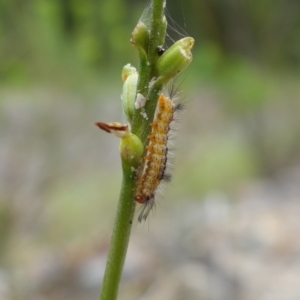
[148, 0, 166, 77]
[99, 172, 136, 300]
[99, 1, 167, 300]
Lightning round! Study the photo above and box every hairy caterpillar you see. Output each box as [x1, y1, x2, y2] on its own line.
[135, 90, 183, 222]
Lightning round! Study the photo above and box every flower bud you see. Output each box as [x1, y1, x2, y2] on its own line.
[130, 21, 150, 59]
[121, 64, 138, 124]
[157, 37, 194, 83]
[119, 132, 143, 168]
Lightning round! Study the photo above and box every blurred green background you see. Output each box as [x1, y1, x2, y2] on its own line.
[1, 0, 300, 299]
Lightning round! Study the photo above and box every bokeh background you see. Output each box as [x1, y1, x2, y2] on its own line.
[1, 0, 300, 299]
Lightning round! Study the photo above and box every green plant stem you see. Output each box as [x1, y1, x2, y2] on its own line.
[99, 172, 136, 300]
[99, 1, 167, 300]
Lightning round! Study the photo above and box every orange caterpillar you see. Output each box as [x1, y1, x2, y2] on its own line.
[135, 93, 181, 221]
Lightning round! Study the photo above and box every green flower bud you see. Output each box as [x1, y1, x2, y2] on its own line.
[119, 132, 143, 168]
[157, 37, 194, 83]
[130, 21, 150, 59]
[121, 64, 138, 124]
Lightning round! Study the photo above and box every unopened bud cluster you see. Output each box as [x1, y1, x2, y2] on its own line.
[122, 16, 194, 123]
[130, 15, 194, 83]
[97, 13, 194, 170]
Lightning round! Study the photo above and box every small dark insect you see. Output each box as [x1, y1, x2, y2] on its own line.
[157, 45, 166, 56]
